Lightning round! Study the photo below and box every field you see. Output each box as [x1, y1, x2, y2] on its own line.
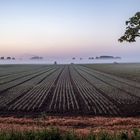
[0, 63, 140, 117]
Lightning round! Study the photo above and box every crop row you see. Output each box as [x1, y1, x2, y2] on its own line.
[8, 67, 63, 111]
[0, 66, 58, 108]
[70, 66, 120, 115]
[49, 66, 79, 113]
[0, 65, 139, 116]
[76, 66, 139, 105]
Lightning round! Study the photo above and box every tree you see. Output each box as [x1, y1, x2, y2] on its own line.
[119, 12, 140, 42]
[54, 61, 57, 65]
[7, 57, 11, 60]
[0, 57, 4, 60]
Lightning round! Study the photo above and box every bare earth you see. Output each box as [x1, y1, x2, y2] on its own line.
[0, 64, 140, 117]
[0, 116, 140, 136]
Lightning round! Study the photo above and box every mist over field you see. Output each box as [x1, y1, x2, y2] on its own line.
[0, 57, 140, 64]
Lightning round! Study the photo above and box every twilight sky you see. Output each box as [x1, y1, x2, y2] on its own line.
[0, 0, 140, 59]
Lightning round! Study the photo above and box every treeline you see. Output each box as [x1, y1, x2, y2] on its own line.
[72, 56, 121, 60]
[0, 57, 15, 60]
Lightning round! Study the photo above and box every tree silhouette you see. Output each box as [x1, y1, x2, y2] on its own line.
[119, 12, 140, 42]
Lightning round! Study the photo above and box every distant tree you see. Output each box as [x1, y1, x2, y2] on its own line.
[0, 57, 4, 60]
[30, 56, 43, 60]
[7, 57, 11, 60]
[119, 12, 140, 42]
[89, 57, 94, 60]
[72, 57, 76, 60]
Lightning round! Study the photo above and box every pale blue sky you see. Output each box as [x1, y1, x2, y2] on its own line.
[0, 0, 140, 59]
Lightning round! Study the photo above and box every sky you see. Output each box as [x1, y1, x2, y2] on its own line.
[0, 0, 140, 60]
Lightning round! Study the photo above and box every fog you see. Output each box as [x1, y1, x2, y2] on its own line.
[0, 57, 139, 65]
